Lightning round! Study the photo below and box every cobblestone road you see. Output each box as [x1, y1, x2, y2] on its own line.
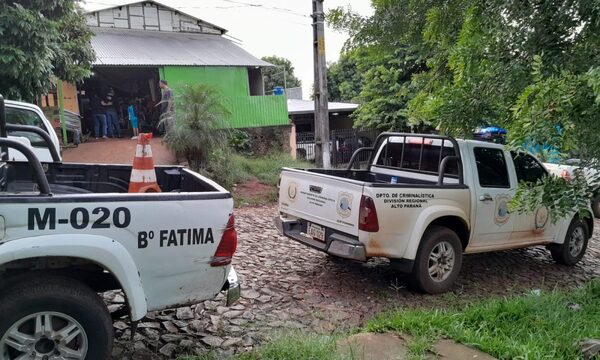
[112, 205, 600, 359]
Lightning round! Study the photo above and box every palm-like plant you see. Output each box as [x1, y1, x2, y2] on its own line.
[161, 84, 231, 170]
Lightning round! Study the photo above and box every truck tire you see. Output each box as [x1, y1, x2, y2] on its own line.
[0, 275, 113, 360]
[592, 196, 600, 219]
[410, 226, 463, 294]
[549, 219, 589, 266]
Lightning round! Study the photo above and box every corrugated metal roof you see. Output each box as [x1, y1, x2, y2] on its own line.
[287, 99, 359, 115]
[91, 27, 272, 67]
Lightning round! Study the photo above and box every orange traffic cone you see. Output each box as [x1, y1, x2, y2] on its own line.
[128, 133, 161, 193]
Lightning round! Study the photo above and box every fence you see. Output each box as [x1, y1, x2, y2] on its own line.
[296, 128, 380, 167]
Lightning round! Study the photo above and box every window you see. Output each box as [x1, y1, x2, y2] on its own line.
[511, 152, 547, 184]
[5, 107, 49, 148]
[474, 147, 510, 188]
[375, 140, 458, 176]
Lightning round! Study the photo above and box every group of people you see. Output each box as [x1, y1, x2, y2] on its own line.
[89, 80, 173, 140]
[90, 88, 126, 140]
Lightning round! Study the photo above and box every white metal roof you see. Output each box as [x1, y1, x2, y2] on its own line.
[91, 27, 272, 67]
[287, 99, 359, 115]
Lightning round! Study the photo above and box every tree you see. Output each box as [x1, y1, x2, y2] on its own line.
[329, 0, 600, 218]
[327, 51, 362, 103]
[0, 0, 94, 102]
[260, 56, 301, 93]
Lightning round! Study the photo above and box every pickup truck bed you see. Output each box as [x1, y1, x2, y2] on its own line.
[5, 161, 221, 195]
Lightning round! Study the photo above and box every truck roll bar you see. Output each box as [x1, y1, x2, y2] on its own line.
[346, 147, 374, 170]
[0, 138, 51, 195]
[5, 124, 61, 162]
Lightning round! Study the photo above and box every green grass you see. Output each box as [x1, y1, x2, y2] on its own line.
[230, 152, 312, 186]
[236, 332, 343, 360]
[204, 151, 312, 191]
[180, 332, 346, 360]
[366, 281, 600, 359]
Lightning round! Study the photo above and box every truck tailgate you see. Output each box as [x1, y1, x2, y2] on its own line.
[279, 168, 363, 236]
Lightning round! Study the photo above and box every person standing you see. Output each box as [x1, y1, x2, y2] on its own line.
[128, 100, 139, 140]
[91, 94, 107, 139]
[158, 80, 174, 134]
[102, 89, 121, 138]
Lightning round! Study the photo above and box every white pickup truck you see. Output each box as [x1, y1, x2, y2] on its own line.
[4, 100, 61, 162]
[276, 133, 592, 294]
[0, 96, 240, 359]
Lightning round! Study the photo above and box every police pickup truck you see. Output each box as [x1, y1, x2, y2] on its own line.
[276, 133, 592, 294]
[0, 96, 240, 359]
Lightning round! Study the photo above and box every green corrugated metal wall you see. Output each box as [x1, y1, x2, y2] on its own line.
[161, 66, 288, 128]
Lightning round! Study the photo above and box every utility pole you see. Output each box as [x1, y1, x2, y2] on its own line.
[312, 0, 330, 168]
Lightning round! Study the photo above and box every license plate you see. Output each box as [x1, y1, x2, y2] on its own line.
[307, 222, 325, 242]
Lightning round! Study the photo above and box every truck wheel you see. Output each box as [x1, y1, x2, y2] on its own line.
[592, 196, 600, 219]
[550, 219, 589, 266]
[410, 226, 463, 294]
[0, 275, 113, 360]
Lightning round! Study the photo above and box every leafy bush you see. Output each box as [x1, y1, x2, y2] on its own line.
[161, 84, 231, 170]
[229, 129, 252, 154]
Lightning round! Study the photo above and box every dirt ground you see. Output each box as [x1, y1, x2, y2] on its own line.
[62, 137, 177, 165]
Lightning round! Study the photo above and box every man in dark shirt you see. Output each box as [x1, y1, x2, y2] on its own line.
[102, 89, 121, 138]
[158, 80, 174, 135]
[91, 94, 107, 139]
[159, 80, 173, 115]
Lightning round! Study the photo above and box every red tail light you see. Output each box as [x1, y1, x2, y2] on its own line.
[359, 195, 379, 232]
[211, 214, 237, 266]
[560, 169, 572, 180]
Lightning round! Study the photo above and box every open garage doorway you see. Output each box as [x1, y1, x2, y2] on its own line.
[79, 66, 161, 139]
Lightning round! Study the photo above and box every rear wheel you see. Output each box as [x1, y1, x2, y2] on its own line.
[550, 219, 589, 265]
[410, 226, 463, 294]
[0, 275, 113, 360]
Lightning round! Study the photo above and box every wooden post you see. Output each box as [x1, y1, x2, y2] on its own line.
[57, 80, 67, 145]
[312, 0, 330, 168]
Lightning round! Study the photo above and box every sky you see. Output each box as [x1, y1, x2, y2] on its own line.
[83, 0, 374, 99]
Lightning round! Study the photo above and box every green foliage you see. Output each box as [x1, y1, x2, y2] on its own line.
[200, 152, 312, 191]
[329, 0, 600, 217]
[261, 55, 301, 92]
[510, 170, 593, 224]
[229, 129, 252, 154]
[161, 84, 231, 170]
[367, 281, 600, 359]
[232, 153, 311, 187]
[0, 0, 94, 102]
[327, 51, 362, 103]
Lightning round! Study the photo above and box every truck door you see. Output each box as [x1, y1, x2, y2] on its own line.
[468, 145, 516, 248]
[508, 152, 557, 243]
